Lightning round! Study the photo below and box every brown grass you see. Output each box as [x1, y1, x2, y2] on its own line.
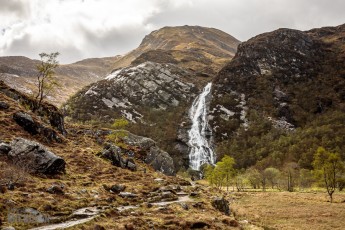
[232, 191, 345, 230]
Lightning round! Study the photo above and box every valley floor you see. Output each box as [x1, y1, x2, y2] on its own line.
[231, 190, 345, 230]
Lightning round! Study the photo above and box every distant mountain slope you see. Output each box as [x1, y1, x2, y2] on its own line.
[112, 25, 240, 76]
[210, 23, 345, 168]
[0, 55, 120, 105]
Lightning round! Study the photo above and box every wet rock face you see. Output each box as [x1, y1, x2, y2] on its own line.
[210, 26, 345, 140]
[8, 138, 65, 175]
[66, 62, 198, 123]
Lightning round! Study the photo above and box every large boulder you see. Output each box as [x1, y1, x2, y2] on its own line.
[13, 112, 62, 143]
[212, 197, 230, 215]
[98, 144, 137, 171]
[124, 133, 175, 176]
[8, 138, 65, 175]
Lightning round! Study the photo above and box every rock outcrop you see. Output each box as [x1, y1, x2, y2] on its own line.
[65, 62, 198, 123]
[124, 133, 175, 176]
[212, 197, 231, 215]
[0, 81, 67, 136]
[13, 112, 62, 143]
[98, 144, 137, 171]
[8, 138, 65, 175]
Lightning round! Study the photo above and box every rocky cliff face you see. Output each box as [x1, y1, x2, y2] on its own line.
[65, 62, 198, 123]
[209, 24, 345, 167]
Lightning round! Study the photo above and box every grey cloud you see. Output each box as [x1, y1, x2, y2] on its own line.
[0, 0, 28, 17]
[1, 0, 345, 63]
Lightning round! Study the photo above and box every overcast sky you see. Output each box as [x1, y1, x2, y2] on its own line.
[1, 0, 345, 63]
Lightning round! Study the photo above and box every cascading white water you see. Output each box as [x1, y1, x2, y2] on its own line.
[188, 82, 215, 170]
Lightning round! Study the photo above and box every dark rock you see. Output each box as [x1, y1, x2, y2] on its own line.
[190, 221, 210, 229]
[13, 112, 62, 143]
[98, 144, 137, 171]
[0, 101, 9, 109]
[8, 138, 65, 175]
[109, 184, 126, 193]
[190, 192, 199, 197]
[46, 184, 64, 194]
[212, 197, 230, 215]
[125, 132, 175, 175]
[145, 147, 175, 176]
[0, 142, 11, 155]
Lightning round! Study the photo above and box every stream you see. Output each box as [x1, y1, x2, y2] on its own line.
[29, 195, 192, 230]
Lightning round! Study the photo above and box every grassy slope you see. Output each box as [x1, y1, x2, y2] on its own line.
[0, 89, 241, 230]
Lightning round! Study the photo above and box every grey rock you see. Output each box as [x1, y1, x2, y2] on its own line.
[13, 112, 62, 143]
[8, 138, 65, 175]
[124, 133, 175, 176]
[7, 207, 49, 224]
[98, 144, 137, 171]
[212, 197, 230, 215]
[46, 184, 64, 194]
[109, 184, 126, 193]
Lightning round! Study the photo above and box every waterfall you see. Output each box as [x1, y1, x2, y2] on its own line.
[188, 82, 215, 170]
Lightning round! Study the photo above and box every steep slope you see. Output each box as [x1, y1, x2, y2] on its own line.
[112, 25, 240, 76]
[209, 24, 345, 168]
[0, 82, 241, 230]
[0, 55, 120, 105]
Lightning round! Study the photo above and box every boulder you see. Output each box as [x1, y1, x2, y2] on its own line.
[104, 184, 126, 193]
[145, 146, 175, 176]
[7, 207, 49, 224]
[8, 138, 65, 175]
[13, 112, 62, 143]
[124, 133, 175, 176]
[98, 144, 137, 171]
[46, 184, 64, 194]
[212, 197, 230, 215]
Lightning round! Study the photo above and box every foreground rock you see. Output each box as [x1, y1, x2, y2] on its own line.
[13, 112, 62, 143]
[212, 197, 230, 215]
[8, 138, 65, 175]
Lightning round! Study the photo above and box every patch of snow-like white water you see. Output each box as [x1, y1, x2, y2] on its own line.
[188, 82, 215, 170]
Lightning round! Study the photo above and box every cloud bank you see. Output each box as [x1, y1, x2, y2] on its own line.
[1, 0, 345, 63]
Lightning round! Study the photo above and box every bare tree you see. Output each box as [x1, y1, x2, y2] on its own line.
[34, 52, 60, 109]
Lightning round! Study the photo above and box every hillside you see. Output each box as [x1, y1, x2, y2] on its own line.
[210, 23, 345, 169]
[112, 25, 240, 76]
[0, 81, 242, 229]
[0, 55, 120, 105]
